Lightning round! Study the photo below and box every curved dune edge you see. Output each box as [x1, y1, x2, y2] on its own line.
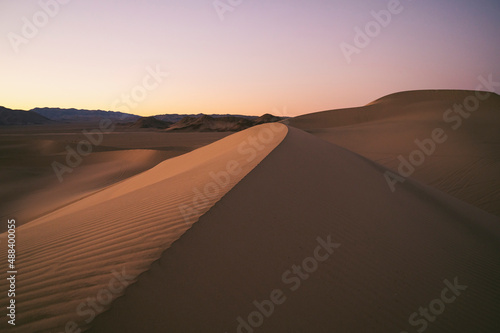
[288, 90, 500, 216]
[0, 123, 287, 333]
[3, 148, 175, 228]
[88, 126, 500, 333]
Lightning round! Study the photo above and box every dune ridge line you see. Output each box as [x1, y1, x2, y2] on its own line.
[0, 123, 287, 333]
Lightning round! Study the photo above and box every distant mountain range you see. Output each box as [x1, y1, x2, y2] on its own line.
[127, 117, 173, 129]
[31, 107, 140, 123]
[0, 106, 52, 125]
[154, 113, 257, 123]
[166, 115, 256, 132]
[125, 113, 283, 132]
[0, 106, 284, 131]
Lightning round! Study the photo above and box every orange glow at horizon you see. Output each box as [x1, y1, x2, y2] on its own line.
[1, 1, 499, 117]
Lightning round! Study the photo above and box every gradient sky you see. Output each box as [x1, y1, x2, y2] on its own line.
[1, 0, 499, 117]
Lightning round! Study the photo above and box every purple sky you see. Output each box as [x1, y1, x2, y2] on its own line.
[1, 0, 499, 116]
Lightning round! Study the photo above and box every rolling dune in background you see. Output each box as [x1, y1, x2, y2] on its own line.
[288, 90, 500, 216]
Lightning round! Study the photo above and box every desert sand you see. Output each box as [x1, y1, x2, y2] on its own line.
[0, 126, 231, 230]
[0, 123, 287, 332]
[87, 126, 500, 333]
[289, 90, 500, 216]
[1, 90, 500, 333]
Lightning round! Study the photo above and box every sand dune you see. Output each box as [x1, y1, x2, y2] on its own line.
[0, 128, 232, 230]
[2, 90, 499, 332]
[1, 149, 172, 229]
[0, 123, 287, 332]
[288, 90, 500, 216]
[87, 126, 500, 332]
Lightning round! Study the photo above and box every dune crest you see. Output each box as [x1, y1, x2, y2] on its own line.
[0, 123, 287, 333]
[87, 126, 500, 332]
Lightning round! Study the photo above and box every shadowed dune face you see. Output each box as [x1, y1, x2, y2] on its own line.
[87, 127, 500, 333]
[288, 90, 500, 216]
[1, 90, 499, 333]
[0, 123, 287, 333]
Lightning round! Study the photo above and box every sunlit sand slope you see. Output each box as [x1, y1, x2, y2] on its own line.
[0, 123, 287, 333]
[0, 148, 172, 229]
[89, 127, 500, 333]
[0, 129, 231, 230]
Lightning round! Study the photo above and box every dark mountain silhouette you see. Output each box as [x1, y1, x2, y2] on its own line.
[3, 105, 285, 130]
[31, 107, 140, 123]
[0, 106, 52, 125]
[167, 114, 283, 132]
[128, 116, 172, 129]
[254, 113, 282, 125]
[154, 113, 256, 123]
